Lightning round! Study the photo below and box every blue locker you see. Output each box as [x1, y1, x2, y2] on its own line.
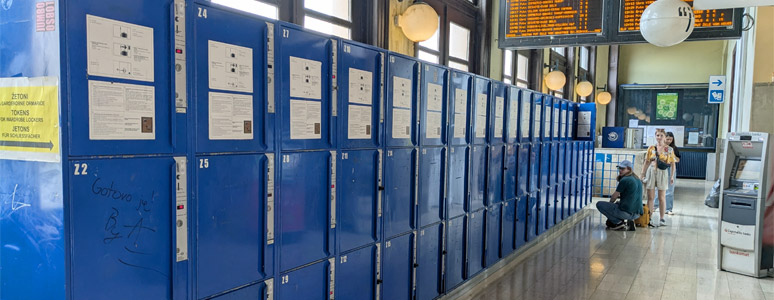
[557, 142, 567, 221]
[196, 154, 271, 298]
[336, 245, 378, 300]
[278, 151, 332, 272]
[506, 87, 521, 145]
[447, 146, 469, 217]
[420, 63, 449, 147]
[449, 71, 472, 146]
[278, 260, 331, 300]
[520, 90, 533, 144]
[539, 143, 550, 190]
[382, 233, 415, 300]
[504, 144, 518, 201]
[70, 157, 174, 299]
[529, 144, 539, 193]
[467, 209, 486, 277]
[472, 76, 490, 145]
[571, 142, 580, 214]
[470, 145, 488, 211]
[419, 147, 446, 227]
[277, 24, 333, 151]
[536, 189, 547, 236]
[383, 148, 416, 238]
[517, 144, 530, 197]
[552, 98, 561, 142]
[549, 142, 559, 187]
[564, 142, 574, 216]
[193, 4, 271, 153]
[545, 186, 556, 229]
[560, 100, 569, 141]
[501, 199, 516, 257]
[530, 93, 543, 143]
[445, 215, 466, 291]
[541, 96, 553, 142]
[485, 205, 502, 267]
[490, 82, 507, 144]
[385, 54, 420, 148]
[338, 150, 379, 252]
[417, 223, 444, 300]
[487, 145, 504, 205]
[210, 282, 269, 300]
[526, 192, 538, 241]
[515, 196, 528, 249]
[337, 40, 383, 149]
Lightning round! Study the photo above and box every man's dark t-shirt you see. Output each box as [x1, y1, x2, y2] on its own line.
[616, 174, 644, 216]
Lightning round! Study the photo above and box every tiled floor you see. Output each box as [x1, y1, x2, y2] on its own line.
[452, 179, 774, 300]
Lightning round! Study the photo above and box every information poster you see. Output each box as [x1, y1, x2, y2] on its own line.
[208, 92, 253, 140]
[208, 40, 254, 93]
[289, 56, 322, 99]
[656, 93, 678, 120]
[87, 15, 154, 82]
[289, 99, 321, 139]
[88, 80, 155, 141]
[0, 77, 60, 162]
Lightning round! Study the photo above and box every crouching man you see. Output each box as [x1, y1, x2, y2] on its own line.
[596, 160, 643, 231]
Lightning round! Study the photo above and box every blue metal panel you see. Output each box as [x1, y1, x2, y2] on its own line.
[490, 82, 507, 145]
[277, 24, 333, 151]
[420, 63, 449, 147]
[536, 189, 547, 236]
[530, 93, 542, 143]
[417, 223, 443, 300]
[193, 4, 271, 153]
[501, 199, 516, 257]
[447, 146, 469, 217]
[449, 71, 472, 146]
[517, 144, 530, 197]
[279, 151, 331, 272]
[577, 103, 597, 141]
[549, 142, 559, 187]
[382, 232, 414, 300]
[560, 100, 569, 141]
[338, 150, 378, 252]
[337, 245, 377, 300]
[557, 142, 566, 221]
[504, 144, 518, 201]
[515, 196, 527, 249]
[385, 53, 419, 148]
[487, 145, 504, 205]
[383, 148, 416, 238]
[552, 99, 561, 142]
[278, 260, 330, 300]
[467, 209, 485, 277]
[506, 87, 521, 144]
[545, 186, 556, 229]
[210, 282, 266, 300]
[419, 147, 445, 227]
[528, 144, 539, 193]
[539, 143, 550, 190]
[70, 157, 173, 299]
[445, 215, 466, 291]
[472, 76, 490, 145]
[470, 145, 487, 211]
[485, 205, 502, 267]
[196, 154, 269, 298]
[338, 40, 383, 149]
[526, 192, 538, 241]
[564, 142, 573, 218]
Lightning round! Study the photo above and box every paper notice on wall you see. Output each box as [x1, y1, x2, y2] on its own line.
[476, 94, 488, 117]
[475, 114, 486, 138]
[509, 102, 518, 138]
[88, 80, 155, 140]
[208, 40, 253, 93]
[348, 68, 373, 105]
[289, 56, 322, 99]
[495, 117, 503, 138]
[290, 99, 321, 139]
[454, 113, 466, 138]
[0, 77, 60, 162]
[392, 107, 411, 139]
[426, 111, 442, 139]
[348, 104, 372, 139]
[495, 96, 504, 118]
[208, 92, 253, 140]
[393, 76, 412, 109]
[86, 15, 154, 82]
[454, 88, 467, 115]
[427, 83, 443, 112]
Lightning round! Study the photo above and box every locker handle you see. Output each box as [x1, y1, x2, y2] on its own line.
[414, 263, 419, 267]
[378, 186, 385, 191]
[377, 279, 383, 284]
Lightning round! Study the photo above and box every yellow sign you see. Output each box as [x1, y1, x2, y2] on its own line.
[0, 77, 59, 161]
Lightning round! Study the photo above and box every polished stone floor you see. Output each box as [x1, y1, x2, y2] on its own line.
[450, 179, 774, 300]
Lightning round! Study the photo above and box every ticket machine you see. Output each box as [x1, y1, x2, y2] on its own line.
[718, 132, 774, 277]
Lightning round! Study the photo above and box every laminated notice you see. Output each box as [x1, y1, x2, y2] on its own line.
[476, 94, 488, 117]
[475, 114, 486, 138]
[579, 111, 592, 124]
[348, 104, 372, 139]
[392, 76, 412, 109]
[86, 15, 154, 82]
[495, 116, 503, 138]
[495, 96, 504, 118]
[533, 104, 541, 137]
[348, 68, 373, 105]
[0, 77, 60, 162]
[454, 114, 466, 139]
[577, 124, 591, 138]
[427, 83, 443, 112]
[392, 108, 411, 139]
[521, 100, 530, 138]
[426, 111, 442, 139]
[208, 92, 253, 140]
[289, 56, 322, 100]
[509, 100, 518, 138]
[208, 40, 253, 93]
[553, 108, 560, 137]
[290, 99, 322, 139]
[454, 88, 467, 115]
[544, 108, 551, 136]
[88, 80, 155, 140]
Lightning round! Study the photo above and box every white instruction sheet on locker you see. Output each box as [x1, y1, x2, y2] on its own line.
[348, 68, 373, 105]
[427, 83, 443, 112]
[454, 113, 466, 138]
[86, 15, 154, 82]
[476, 94, 487, 138]
[208, 40, 253, 93]
[88, 80, 155, 140]
[454, 88, 467, 115]
[533, 103, 541, 137]
[290, 99, 321, 139]
[509, 99, 519, 138]
[521, 100, 530, 138]
[348, 104, 372, 139]
[393, 76, 412, 109]
[426, 111, 442, 139]
[392, 108, 411, 139]
[208, 92, 253, 140]
[289, 57, 322, 99]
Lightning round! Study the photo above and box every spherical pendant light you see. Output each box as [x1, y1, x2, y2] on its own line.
[575, 81, 593, 97]
[640, 0, 695, 47]
[397, 2, 439, 42]
[544, 70, 566, 91]
[596, 91, 612, 105]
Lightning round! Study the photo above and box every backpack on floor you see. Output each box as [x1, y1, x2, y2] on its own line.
[635, 204, 650, 227]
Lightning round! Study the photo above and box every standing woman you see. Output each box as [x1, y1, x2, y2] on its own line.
[641, 129, 677, 226]
[664, 132, 681, 214]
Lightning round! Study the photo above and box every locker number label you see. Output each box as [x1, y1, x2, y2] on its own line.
[73, 163, 88, 176]
[197, 7, 207, 18]
[199, 159, 209, 169]
[343, 45, 351, 53]
[282, 29, 290, 38]
[281, 275, 289, 284]
[340, 256, 348, 263]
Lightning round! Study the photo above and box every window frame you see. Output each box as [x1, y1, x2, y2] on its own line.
[502, 49, 530, 88]
[417, 0, 480, 73]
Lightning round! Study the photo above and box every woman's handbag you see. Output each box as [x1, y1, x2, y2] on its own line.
[654, 148, 670, 170]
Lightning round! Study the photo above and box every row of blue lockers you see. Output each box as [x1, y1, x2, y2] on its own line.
[0, 0, 596, 299]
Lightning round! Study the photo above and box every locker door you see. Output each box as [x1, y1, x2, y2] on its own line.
[470, 145, 487, 211]
[336, 245, 377, 300]
[501, 199, 516, 257]
[467, 209, 485, 277]
[549, 143, 558, 186]
[472, 77, 489, 145]
[279, 151, 331, 272]
[506, 87, 521, 145]
[338, 150, 378, 252]
[420, 64, 448, 147]
[504, 144, 517, 201]
[211, 281, 268, 300]
[416, 223, 443, 300]
[445, 215, 466, 291]
[382, 233, 414, 300]
[383, 148, 416, 238]
[545, 187, 555, 229]
[485, 205, 502, 267]
[447, 146, 469, 217]
[193, 4, 270, 153]
[449, 71, 471, 146]
[528, 144, 539, 193]
[278, 260, 330, 300]
[487, 145, 504, 205]
[515, 196, 528, 249]
[517, 144, 529, 197]
[527, 192, 538, 241]
[536, 189, 547, 236]
[385, 54, 419, 148]
[277, 25, 333, 151]
[564, 143, 573, 216]
[338, 41, 382, 149]
[539, 143, 550, 190]
[70, 157, 174, 299]
[557, 142, 566, 220]
[490, 83, 507, 145]
[196, 154, 269, 298]
[418, 147, 445, 227]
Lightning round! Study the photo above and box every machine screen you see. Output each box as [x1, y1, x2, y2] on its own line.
[735, 159, 762, 181]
